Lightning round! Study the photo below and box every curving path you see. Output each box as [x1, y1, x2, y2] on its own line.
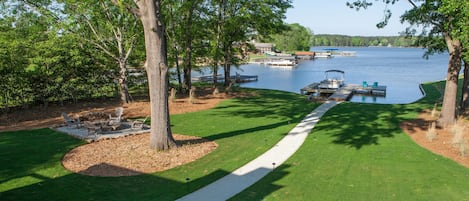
[177, 101, 339, 201]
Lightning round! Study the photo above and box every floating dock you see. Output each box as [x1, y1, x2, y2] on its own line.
[301, 83, 387, 101]
[192, 74, 258, 83]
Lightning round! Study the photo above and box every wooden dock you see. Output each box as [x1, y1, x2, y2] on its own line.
[300, 83, 338, 95]
[301, 83, 387, 101]
[328, 84, 356, 101]
[192, 74, 258, 83]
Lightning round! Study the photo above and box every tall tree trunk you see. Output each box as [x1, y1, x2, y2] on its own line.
[212, 62, 219, 86]
[211, 0, 225, 87]
[223, 42, 232, 87]
[182, 2, 196, 93]
[165, 5, 182, 89]
[173, 44, 183, 87]
[460, 61, 469, 111]
[135, 0, 176, 150]
[118, 59, 131, 103]
[439, 35, 462, 126]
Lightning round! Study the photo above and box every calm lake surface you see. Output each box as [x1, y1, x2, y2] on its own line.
[195, 47, 450, 104]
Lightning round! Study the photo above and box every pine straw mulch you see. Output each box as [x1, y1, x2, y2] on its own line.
[62, 134, 217, 177]
[0, 89, 252, 177]
[400, 110, 469, 168]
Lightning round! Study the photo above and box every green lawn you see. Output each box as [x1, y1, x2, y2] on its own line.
[0, 89, 319, 201]
[230, 82, 469, 201]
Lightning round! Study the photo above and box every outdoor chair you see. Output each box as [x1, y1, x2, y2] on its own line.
[109, 107, 124, 122]
[62, 112, 82, 128]
[131, 116, 149, 130]
[106, 119, 122, 131]
[83, 121, 101, 137]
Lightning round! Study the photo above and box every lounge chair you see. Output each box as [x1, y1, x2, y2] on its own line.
[131, 116, 149, 130]
[109, 107, 124, 122]
[83, 121, 101, 137]
[62, 112, 81, 128]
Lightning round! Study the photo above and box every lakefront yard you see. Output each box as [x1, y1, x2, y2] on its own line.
[1, 82, 468, 201]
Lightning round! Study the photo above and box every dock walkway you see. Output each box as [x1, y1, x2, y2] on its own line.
[328, 84, 357, 101]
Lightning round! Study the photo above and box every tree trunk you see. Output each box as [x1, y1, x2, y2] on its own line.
[182, 2, 196, 93]
[223, 42, 232, 87]
[212, 0, 224, 88]
[460, 61, 469, 111]
[118, 60, 131, 103]
[439, 35, 462, 126]
[174, 45, 183, 88]
[136, 0, 176, 150]
[183, 65, 192, 91]
[212, 62, 219, 86]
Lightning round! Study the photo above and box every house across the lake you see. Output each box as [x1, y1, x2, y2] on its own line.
[253, 42, 274, 54]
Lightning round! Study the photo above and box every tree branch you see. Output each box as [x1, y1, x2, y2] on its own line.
[124, 37, 137, 61]
[84, 38, 119, 61]
[83, 16, 111, 51]
[110, 0, 141, 17]
[407, 0, 418, 9]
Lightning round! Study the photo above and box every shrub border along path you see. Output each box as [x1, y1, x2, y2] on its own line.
[177, 101, 339, 201]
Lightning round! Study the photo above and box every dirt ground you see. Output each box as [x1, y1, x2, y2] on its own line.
[400, 110, 469, 168]
[1, 90, 468, 176]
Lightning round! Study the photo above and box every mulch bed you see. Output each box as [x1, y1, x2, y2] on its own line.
[62, 134, 218, 176]
[401, 110, 469, 168]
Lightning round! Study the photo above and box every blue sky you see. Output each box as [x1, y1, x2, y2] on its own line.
[285, 0, 413, 36]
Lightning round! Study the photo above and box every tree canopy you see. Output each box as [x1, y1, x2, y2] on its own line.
[270, 23, 313, 52]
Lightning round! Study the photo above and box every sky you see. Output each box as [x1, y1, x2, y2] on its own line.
[285, 0, 413, 36]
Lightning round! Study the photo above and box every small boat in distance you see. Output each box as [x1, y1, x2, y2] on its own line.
[266, 59, 296, 66]
[318, 70, 345, 89]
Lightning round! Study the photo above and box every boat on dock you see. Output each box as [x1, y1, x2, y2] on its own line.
[314, 52, 333, 58]
[300, 69, 345, 96]
[319, 70, 345, 89]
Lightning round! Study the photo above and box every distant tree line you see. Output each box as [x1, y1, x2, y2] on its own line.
[311, 34, 419, 47]
[262, 24, 420, 52]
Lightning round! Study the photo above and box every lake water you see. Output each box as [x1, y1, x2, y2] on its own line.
[194, 47, 450, 104]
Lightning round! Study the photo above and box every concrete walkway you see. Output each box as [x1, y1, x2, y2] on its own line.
[177, 101, 339, 201]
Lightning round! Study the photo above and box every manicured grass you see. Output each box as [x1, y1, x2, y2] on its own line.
[0, 89, 319, 201]
[230, 82, 469, 200]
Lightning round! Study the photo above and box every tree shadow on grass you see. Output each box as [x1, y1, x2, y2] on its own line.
[311, 83, 439, 149]
[204, 121, 291, 141]
[0, 128, 82, 185]
[212, 89, 320, 122]
[1, 163, 291, 201]
[228, 164, 290, 201]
